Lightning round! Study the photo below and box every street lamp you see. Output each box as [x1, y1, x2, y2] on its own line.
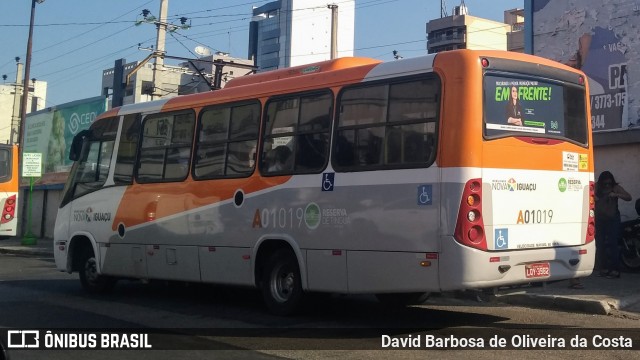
[17, 0, 44, 148]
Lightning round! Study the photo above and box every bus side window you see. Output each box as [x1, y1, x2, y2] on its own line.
[265, 145, 292, 172]
[194, 101, 260, 179]
[137, 111, 195, 183]
[261, 91, 332, 175]
[334, 132, 355, 167]
[334, 77, 439, 170]
[114, 114, 141, 185]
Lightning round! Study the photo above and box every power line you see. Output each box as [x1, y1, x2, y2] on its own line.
[168, 32, 199, 59]
[36, 43, 140, 78]
[32, 25, 137, 69]
[168, 1, 271, 18]
[34, 0, 155, 54]
[170, 30, 225, 54]
[0, 20, 135, 27]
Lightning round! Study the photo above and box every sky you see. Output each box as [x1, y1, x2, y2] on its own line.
[0, 0, 523, 107]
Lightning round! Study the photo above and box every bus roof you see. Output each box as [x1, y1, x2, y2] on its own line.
[224, 57, 382, 89]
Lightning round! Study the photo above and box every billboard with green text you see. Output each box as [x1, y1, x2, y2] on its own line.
[23, 96, 107, 184]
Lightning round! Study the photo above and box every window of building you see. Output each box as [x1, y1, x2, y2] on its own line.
[194, 101, 260, 179]
[137, 111, 195, 183]
[261, 91, 332, 175]
[333, 77, 440, 170]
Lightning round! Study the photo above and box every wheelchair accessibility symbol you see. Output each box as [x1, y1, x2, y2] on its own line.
[494, 228, 509, 249]
[417, 185, 432, 205]
[322, 172, 335, 191]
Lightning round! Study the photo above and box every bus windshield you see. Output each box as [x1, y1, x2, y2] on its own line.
[483, 74, 588, 145]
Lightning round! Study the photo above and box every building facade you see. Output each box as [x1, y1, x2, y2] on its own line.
[248, 0, 355, 72]
[426, 5, 511, 53]
[0, 62, 46, 144]
[101, 53, 253, 106]
[526, 0, 640, 219]
[505, 8, 525, 53]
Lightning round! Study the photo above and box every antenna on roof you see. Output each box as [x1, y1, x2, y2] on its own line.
[453, 0, 469, 15]
[195, 46, 212, 57]
[441, 0, 448, 17]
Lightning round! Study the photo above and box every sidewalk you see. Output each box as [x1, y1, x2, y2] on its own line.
[489, 273, 640, 315]
[1, 237, 639, 315]
[0, 236, 53, 258]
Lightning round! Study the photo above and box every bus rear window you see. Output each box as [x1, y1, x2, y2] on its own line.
[484, 74, 587, 145]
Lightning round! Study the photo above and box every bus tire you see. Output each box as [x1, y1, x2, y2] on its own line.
[375, 292, 430, 307]
[261, 248, 304, 316]
[79, 248, 116, 294]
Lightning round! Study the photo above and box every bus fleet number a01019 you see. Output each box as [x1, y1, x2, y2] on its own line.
[516, 209, 553, 224]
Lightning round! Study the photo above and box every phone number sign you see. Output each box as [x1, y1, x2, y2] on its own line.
[22, 152, 42, 177]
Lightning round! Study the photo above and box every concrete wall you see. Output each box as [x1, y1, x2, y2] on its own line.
[594, 140, 640, 220]
[0, 81, 47, 144]
[20, 188, 62, 239]
[466, 17, 510, 51]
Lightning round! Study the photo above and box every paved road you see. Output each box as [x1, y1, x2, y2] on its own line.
[1, 254, 640, 359]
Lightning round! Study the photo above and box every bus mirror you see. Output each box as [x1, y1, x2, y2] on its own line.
[69, 129, 92, 161]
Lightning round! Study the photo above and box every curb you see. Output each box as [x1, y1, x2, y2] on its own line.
[0, 247, 53, 258]
[495, 292, 614, 315]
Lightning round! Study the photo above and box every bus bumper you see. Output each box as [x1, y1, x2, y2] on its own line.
[438, 236, 595, 291]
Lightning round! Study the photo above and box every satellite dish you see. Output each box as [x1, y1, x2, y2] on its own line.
[195, 46, 212, 56]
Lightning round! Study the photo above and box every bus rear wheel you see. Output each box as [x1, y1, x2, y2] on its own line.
[375, 292, 430, 307]
[261, 249, 304, 316]
[79, 248, 116, 294]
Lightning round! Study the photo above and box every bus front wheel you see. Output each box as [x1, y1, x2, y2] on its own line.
[79, 248, 116, 294]
[261, 249, 304, 316]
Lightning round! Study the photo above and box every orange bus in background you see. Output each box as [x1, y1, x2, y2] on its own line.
[54, 50, 594, 315]
[0, 144, 19, 237]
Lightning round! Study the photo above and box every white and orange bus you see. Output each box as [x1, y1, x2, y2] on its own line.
[0, 144, 19, 237]
[54, 50, 594, 315]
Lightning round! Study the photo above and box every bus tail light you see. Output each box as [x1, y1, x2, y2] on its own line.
[1, 195, 16, 224]
[586, 181, 595, 243]
[454, 179, 487, 251]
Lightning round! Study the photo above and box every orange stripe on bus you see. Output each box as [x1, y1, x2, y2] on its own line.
[112, 174, 291, 230]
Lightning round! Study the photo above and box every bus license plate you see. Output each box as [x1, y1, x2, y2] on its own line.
[525, 263, 550, 278]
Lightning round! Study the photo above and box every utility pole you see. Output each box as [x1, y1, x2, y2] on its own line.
[18, 0, 42, 147]
[152, 0, 169, 100]
[328, 4, 338, 60]
[10, 59, 23, 145]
